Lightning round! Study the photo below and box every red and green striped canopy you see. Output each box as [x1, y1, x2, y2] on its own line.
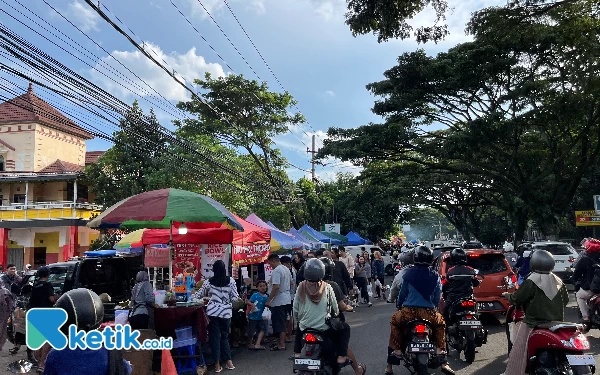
[87, 188, 244, 231]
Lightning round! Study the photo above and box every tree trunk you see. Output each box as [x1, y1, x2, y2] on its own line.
[512, 208, 529, 249]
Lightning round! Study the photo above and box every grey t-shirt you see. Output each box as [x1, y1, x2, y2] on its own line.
[269, 264, 291, 307]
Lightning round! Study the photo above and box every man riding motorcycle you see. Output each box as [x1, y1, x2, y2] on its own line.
[572, 238, 600, 327]
[501, 250, 569, 375]
[442, 248, 480, 323]
[387, 250, 414, 304]
[387, 246, 455, 375]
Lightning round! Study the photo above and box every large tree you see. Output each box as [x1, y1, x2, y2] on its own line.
[176, 73, 305, 227]
[344, 0, 584, 43]
[321, 0, 600, 242]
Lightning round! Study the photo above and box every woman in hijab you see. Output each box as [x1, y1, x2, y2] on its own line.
[0, 280, 14, 351]
[129, 271, 155, 330]
[502, 250, 569, 375]
[194, 260, 239, 373]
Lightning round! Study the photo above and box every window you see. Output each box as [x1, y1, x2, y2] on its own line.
[0, 155, 4, 171]
[466, 254, 508, 275]
[535, 244, 575, 256]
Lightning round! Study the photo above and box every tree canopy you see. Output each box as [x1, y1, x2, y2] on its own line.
[321, 0, 600, 242]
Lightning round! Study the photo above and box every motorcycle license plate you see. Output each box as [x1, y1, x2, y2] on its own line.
[477, 302, 495, 310]
[459, 320, 482, 328]
[409, 342, 435, 353]
[566, 354, 596, 366]
[294, 359, 321, 370]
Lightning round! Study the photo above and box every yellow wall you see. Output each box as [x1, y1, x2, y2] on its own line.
[0, 208, 101, 220]
[35, 124, 86, 170]
[0, 124, 36, 171]
[34, 232, 60, 254]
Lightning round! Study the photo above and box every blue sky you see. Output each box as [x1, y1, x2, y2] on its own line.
[1, 0, 502, 180]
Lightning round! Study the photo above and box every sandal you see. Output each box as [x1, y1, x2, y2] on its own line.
[358, 363, 367, 375]
[269, 346, 286, 351]
[252, 346, 266, 350]
[384, 371, 393, 375]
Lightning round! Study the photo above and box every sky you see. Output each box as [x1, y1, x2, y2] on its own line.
[1, 0, 504, 181]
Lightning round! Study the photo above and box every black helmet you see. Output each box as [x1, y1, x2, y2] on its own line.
[304, 258, 325, 282]
[399, 250, 414, 266]
[414, 246, 433, 266]
[55, 288, 104, 333]
[36, 266, 50, 278]
[450, 248, 467, 265]
[530, 250, 555, 274]
[319, 257, 335, 281]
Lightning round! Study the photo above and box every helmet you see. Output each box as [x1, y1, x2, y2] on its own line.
[55, 288, 104, 333]
[450, 248, 467, 265]
[399, 250, 414, 266]
[414, 246, 433, 266]
[530, 250, 555, 274]
[319, 257, 335, 281]
[304, 258, 325, 282]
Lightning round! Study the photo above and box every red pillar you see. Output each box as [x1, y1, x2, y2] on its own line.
[63, 226, 79, 261]
[0, 228, 8, 268]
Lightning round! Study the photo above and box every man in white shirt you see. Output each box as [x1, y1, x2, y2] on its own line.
[336, 247, 355, 278]
[266, 254, 291, 351]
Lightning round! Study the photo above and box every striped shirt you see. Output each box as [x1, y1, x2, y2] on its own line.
[194, 278, 240, 319]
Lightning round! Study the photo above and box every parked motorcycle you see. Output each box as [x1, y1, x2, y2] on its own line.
[445, 297, 488, 363]
[293, 331, 339, 375]
[587, 294, 600, 329]
[399, 320, 447, 375]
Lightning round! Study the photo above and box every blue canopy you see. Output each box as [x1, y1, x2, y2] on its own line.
[286, 227, 322, 250]
[345, 231, 368, 245]
[300, 224, 340, 244]
[246, 214, 304, 250]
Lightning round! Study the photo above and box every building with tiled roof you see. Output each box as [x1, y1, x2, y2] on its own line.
[0, 84, 102, 269]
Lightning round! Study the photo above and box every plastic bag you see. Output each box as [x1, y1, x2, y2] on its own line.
[375, 279, 382, 288]
[262, 307, 271, 320]
[367, 284, 373, 297]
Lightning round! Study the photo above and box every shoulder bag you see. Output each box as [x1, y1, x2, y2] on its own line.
[325, 286, 344, 331]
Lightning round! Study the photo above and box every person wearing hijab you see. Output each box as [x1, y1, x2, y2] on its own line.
[129, 271, 155, 330]
[0, 279, 13, 351]
[194, 260, 239, 373]
[501, 250, 568, 375]
[573, 238, 600, 326]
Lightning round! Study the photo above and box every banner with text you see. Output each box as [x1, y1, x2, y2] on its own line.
[144, 245, 170, 268]
[201, 244, 230, 279]
[232, 243, 270, 267]
[173, 243, 201, 276]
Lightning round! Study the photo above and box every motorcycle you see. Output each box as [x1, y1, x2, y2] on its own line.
[506, 296, 596, 373]
[293, 330, 339, 375]
[400, 320, 447, 375]
[445, 297, 488, 363]
[587, 294, 600, 329]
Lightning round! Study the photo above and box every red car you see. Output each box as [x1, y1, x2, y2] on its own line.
[434, 249, 516, 314]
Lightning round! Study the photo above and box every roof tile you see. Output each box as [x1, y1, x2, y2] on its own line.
[39, 160, 84, 174]
[85, 151, 105, 165]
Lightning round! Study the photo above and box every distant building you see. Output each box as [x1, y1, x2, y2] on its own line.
[0, 83, 104, 269]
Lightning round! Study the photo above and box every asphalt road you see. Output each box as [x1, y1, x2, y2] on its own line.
[1, 294, 598, 375]
[227, 294, 600, 375]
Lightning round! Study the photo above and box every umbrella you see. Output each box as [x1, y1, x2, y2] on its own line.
[114, 229, 144, 254]
[87, 188, 244, 231]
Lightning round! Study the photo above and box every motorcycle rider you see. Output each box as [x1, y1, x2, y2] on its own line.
[387, 250, 414, 304]
[501, 250, 568, 375]
[388, 246, 455, 375]
[514, 249, 532, 286]
[442, 248, 480, 323]
[292, 259, 352, 370]
[572, 238, 600, 327]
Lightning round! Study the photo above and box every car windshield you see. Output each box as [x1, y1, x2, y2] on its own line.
[535, 244, 574, 256]
[466, 254, 507, 275]
[47, 266, 76, 294]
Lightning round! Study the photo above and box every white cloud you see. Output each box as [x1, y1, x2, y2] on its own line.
[249, 0, 266, 14]
[67, 0, 100, 32]
[88, 42, 225, 102]
[325, 90, 335, 97]
[307, 0, 345, 20]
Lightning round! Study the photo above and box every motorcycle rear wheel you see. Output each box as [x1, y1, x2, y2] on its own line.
[465, 338, 476, 364]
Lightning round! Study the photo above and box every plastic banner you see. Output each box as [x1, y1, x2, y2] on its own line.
[144, 245, 170, 268]
[201, 244, 229, 279]
[232, 243, 270, 267]
[173, 243, 201, 277]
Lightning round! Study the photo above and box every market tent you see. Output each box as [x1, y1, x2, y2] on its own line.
[321, 231, 348, 244]
[141, 227, 234, 245]
[246, 214, 303, 250]
[232, 214, 272, 246]
[345, 231, 367, 246]
[300, 224, 339, 244]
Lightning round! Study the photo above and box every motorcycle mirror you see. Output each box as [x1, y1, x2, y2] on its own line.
[474, 269, 479, 275]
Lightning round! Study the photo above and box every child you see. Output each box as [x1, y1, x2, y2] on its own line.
[246, 280, 268, 350]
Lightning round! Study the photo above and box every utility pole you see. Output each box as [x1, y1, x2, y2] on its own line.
[307, 134, 317, 181]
